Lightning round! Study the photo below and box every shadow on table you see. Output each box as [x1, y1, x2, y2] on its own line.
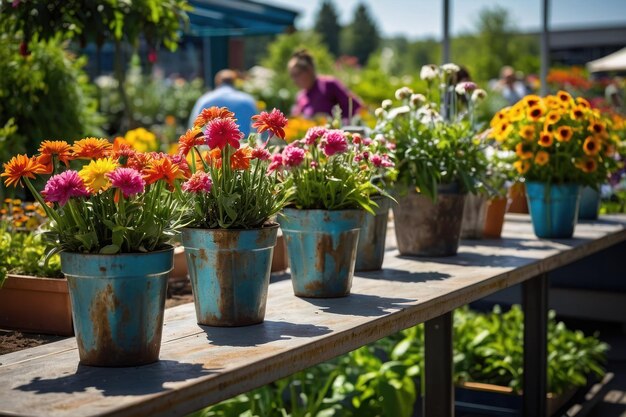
[356, 268, 451, 283]
[203, 320, 332, 347]
[412, 251, 534, 268]
[15, 360, 217, 396]
[302, 293, 415, 317]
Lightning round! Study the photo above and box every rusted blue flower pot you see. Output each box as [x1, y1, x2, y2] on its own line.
[526, 182, 580, 238]
[61, 247, 173, 367]
[182, 225, 278, 327]
[355, 197, 391, 271]
[578, 186, 600, 220]
[279, 208, 364, 298]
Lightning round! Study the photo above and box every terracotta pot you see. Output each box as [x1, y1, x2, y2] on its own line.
[392, 186, 466, 257]
[507, 182, 529, 214]
[271, 233, 289, 273]
[0, 274, 73, 336]
[483, 197, 509, 238]
[460, 194, 488, 239]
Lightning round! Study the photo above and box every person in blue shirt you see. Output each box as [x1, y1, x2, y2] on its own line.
[188, 69, 258, 136]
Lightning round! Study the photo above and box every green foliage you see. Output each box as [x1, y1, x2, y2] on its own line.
[314, 0, 342, 57]
[340, 3, 380, 66]
[0, 34, 102, 156]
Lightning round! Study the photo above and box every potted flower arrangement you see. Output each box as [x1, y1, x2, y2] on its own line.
[273, 127, 391, 297]
[178, 107, 290, 327]
[374, 64, 488, 256]
[489, 92, 619, 238]
[1, 138, 188, 366]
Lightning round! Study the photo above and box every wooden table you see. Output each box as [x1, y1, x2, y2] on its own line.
[1, 214, 625, 417]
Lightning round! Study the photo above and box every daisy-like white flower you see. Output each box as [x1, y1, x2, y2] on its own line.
[420, 64, 439, 81]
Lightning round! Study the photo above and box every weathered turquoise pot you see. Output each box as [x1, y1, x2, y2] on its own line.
[61, 247, 173, 367]
[578, 186, 601, 220]
[182, 225, 278, 327]
[355, 197, 391, 271]
[279, 208, 364, 298]
[526, 182, 581, 238]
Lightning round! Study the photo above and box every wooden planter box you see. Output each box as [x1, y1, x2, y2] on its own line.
[0, 274, 73, 336]
[455, 381, 578, 416]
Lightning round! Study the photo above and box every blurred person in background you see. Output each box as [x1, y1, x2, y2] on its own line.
[493, 65, 530, 105]
[188, 69, 257, 136]
[288, 49, 362, 121]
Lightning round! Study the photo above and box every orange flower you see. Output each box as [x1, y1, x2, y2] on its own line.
[251, 109, 288, 140]
[576, 157, 597, 173]
[38, 140, 72, 170]
[143, 157, 186, 187]
[523, 95, 542, 108]
[1, 155, 47, 187]
[545, 110, 561, 125]
[570, 106, 586, 121]
[491, 121, 513, 142]
[515, 142, 533, 160]
[197, 148, 223, 170]
[111, 137, 138, 161]
[538, 131, 554, 147]
[527, 105, 545, 121]
[230, 146, 253, 170]
[520, 125, 536, 141]
[534, 151, 549, 166]
[582, 136, 601, 156]
[514, 159, 531, 174]
[71, 138, 112, 160]
[177, 128, 204, 157]
[588, 121, 608, 138]
[556, 126, 573, 142]
[193, 106, 235, 128]
[557, 90, 573, 106]
[575, 97, 591, 109]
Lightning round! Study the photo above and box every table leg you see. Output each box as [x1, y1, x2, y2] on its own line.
[423, 311, 454, 417]
[522, 273, 548, 417]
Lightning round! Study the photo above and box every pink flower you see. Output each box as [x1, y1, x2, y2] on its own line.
[304, 127, 328, 145]
[267, 153, 284, 173]
[362, 137, 373, 146]
[282, 145, 305, 167]
[386, 142, 396, 150]
[352, 134, 362, 145]
[107, 167, 145, 197]
[205, 118, 243, 150]
[182, 171, 212, 193]
[371, 154, 395, 168]
[251, 147, 271, 161]
[42, 170, 90, 206]
[321, 130, 348, 156]
[251, 109, 288, 140]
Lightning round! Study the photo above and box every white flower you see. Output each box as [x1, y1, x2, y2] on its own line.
[375, 107, 385, 118]
[374, 134, 386, 143]
[395, 87, 413, 100]
[420, 64, 439, 81]
[381, 99, 393, 110]
[388, 105, 411, 119]
[410, 93, 426, 107]
[471, 88, 487, 102]
[455, 81, 477, 95]
[416, 107, 443, 124]
[441, 63, 460, 74]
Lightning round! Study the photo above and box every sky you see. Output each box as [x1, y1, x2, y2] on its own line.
[264, 0, 626, 39]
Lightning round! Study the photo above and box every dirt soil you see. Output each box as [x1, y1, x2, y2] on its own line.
[1, 278, 195, 356]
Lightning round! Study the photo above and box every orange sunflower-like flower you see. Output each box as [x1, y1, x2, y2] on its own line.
[527, 105, 545, 121]
[538, 131, 554, 147]
[513, 159, 531, 174]
[490, 109, 509, 128]
[193, 106, 235, 128]
[490, 121, 513, 142]
[71, 137, 113, 160]
[576, 157, 597, 173]
[1, 155, 47, 187]
[111, 137, 138, 162]
[523, 95, 542, 108]
[556, 90, 573, 106]
[583, 136, 601, 156]
[534, 150, 550, 166]
[556, 126, 573, 142]
[588, 120, 608, 138]
[545, 110, 561, 125]
[575, 97, 591, 109]
[515, 142, 533, 160]
[38, 140, 72, 170]
[230, 146, 253, 170]
[570, 106, 586, 121]
[143, 156, 186, 187]
[520, 125, 536, 141]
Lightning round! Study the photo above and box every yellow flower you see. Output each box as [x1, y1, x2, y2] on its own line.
[124, 128, 158, 152]
[514, 159, 531, 174]
[79, 157, 119, 193]
[527, 105, 545, 121]
[556, 126, 573, 142]
[588, 120, 608, 139]
[490, 109, 509, 128]
[576, 157, 597, 173]
[523, 95, 542, 108]
[490, 121, 513, 142]
[509, 103, 525, 122]
[538, 131, 554, 147]
[582, 136, 601, 156]
[515, 142, 533, 160]
[545, 110, 561, 125]
[535, 151, 549, 166]
[520, 125, 536, 141]
[575, 97, 591, 109]
[570, 105, 586, 121]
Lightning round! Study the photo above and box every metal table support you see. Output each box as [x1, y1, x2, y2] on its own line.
[424, 311, 454, 417]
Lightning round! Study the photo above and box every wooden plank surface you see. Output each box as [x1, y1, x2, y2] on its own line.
[1, 214, 625, 417]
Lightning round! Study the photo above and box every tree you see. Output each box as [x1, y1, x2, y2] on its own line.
[313, 0, 342, 57]
[341, 3, 380, 66]
[469, 6, 517, 80]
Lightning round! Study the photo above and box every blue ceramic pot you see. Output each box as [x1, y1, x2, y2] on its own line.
[578, 186, 600, 220]
[61, 247, 173, 367]
[355, 197, 391, 271]
[279, 208, 364, 298]
[526, 182, 581, 238]
[182, 225, 278, 327]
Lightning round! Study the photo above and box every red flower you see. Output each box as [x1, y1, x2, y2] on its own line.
[252, 109, 288, 140]
[205, 118, 242, 150]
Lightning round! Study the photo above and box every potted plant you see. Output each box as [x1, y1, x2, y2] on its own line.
[178, 107, 290, 326]
[489, 92, 619, 238]
[0, 200, 71, 335]
[1, 138, 188, 366]
[374, 64, 488, 256]
[273, 127, 389, 297]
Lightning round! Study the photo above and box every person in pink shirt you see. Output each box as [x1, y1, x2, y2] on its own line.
[288, 49, 362, 121]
